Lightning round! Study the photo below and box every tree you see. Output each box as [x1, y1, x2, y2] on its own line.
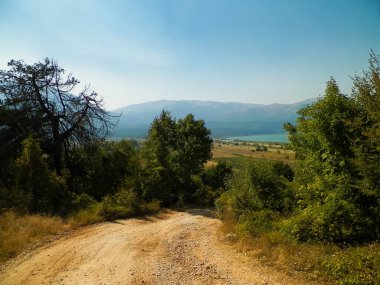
[0, 58, 114, 174]
[140, 111, 212, 204]
[175, 114, 213, 181]
[140, 110, 178, 204]
[13, 137, 67, 213]
[285, 78, 357, 173]
[351, 51, 380, 194]
[67, 140, 139, 200]
[285, 75, 379, 243]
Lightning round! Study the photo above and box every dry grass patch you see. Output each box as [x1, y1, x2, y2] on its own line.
[220, 224, 332, 282]
[0, 212, 71, 262]
[238, 233, 328, 279]
[204, 160, 217, 169]
[219, 222, 380, 284]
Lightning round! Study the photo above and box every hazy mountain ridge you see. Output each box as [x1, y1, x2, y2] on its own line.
[110, 99, 315, 138]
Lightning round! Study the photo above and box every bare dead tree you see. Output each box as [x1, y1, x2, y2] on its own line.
[0, 58, 116, 174]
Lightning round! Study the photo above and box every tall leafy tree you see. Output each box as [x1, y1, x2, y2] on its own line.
[0, 58, 114, 174]
[141, 111, 212, 204]
[176, 114, 213, 179]
[285, 73, 379, 242]
[286, 79, 357, 180]
[140, 111, 178, 204]
[351, 51, 380, 194]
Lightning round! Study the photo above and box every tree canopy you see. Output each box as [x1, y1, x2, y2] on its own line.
[141, 110, 213, 204]
[0, 58, 114, 174]
[283, 52, 380, 243]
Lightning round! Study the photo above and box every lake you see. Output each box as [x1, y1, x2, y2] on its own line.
[225, 133, 289, 143]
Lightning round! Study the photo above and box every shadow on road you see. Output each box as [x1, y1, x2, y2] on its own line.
[180, 207, 216, 218]
[114, 208, 216, 224]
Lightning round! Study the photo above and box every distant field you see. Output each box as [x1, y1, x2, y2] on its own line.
[211, 141, 295, 167]
[209, 141, 295, 170]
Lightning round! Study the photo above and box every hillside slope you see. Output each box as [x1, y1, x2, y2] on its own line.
[110, 99, 315, 138]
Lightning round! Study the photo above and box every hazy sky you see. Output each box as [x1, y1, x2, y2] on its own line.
[1, 0, 379, 110]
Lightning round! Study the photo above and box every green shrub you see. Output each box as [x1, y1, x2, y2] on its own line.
[70, 193, 97, 211]
[193, 184, 218, 206]
[100, 189, 139, 220]
[236, 210, 279, 236]
[216, 159, 295, 238]
[100, 188, 161, 220]
[100, 200, 135, 220]
[201, 161, 233, 190]
[0, 184, 31, 214]
[321, 244, 380, 285]
[13, 137, 69, 214]
[71, 203, 103, 226]
[283, 172, 378, 243]
[217, 160, 294, 218]
[141, 200, 161, 213]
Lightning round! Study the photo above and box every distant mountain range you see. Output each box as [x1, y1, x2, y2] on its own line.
[110, 99, 316, 138]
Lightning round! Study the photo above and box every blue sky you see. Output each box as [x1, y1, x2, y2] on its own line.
[0, 0, 379, 110]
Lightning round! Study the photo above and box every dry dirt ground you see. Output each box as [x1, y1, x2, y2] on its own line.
[0, 209, 320, 285]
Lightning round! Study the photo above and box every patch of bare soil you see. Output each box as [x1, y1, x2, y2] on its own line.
[0, 209, 321, 285]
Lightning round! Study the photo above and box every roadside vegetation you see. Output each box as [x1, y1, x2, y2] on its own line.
[0, 59, 230, 263]
[216, 52, 380, 285]
[1, 53, 379, 285]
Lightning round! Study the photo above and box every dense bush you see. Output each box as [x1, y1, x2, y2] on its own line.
[11, 137, 69, 214]
[67, 140, 139, 200]
[284, 61, 380, 243]
[100, 188, 160, 220]
[216, 160, 294, 235]
[321, 244, 380, 285]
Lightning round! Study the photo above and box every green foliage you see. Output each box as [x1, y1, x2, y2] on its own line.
[192, 184, 216, 206]
[281, 197, 365, 243]
[0, 183, 29, 213]
[140, 111, 178, 204]
[218, 52, 380, 244]
[100, 189, 140, 220]
[256, 145, 268, 151]
[191, 162, 233, 206]
[13, 137, 68, 214]
[100, 188, 160, 220]
[70, 193, 96, 211]
[67, 140, 139, 200]
[140, 110, 213, 205]
[284, 64, 380, 243]
[201, 161, 233, 190]
[321, 244, 380, 285]
[235, 209, 279, 236]
[71, 203, 103, 226]
[213, 156, 249, 171]
[175, 114, 213, 178]
[285, 78, 357, 171]
[272, 161, 294, 181]
[216, 160, 295, 229]
[215, 52, 380, 284]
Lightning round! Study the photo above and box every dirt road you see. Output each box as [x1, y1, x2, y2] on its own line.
[0, 209, 317, 285]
